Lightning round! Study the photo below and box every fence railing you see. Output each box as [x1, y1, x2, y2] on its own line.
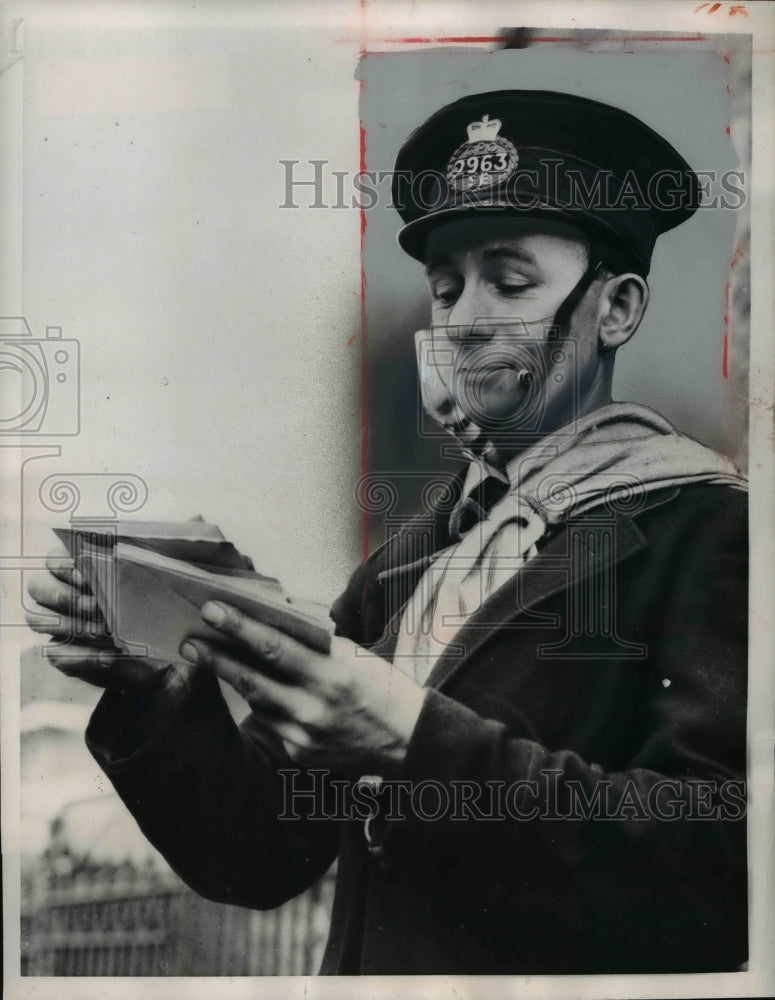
[21, 852, 336, 976]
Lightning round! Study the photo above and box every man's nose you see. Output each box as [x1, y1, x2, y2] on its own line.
[444, 287, 495, 343]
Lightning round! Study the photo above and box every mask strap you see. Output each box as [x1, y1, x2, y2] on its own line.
[552, 259, 605, 332]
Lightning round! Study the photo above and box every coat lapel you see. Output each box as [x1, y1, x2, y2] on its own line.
[370, 489, 680, 688]
[364, 482, 678, 687]
[424, 508, 648, 690]
[363, 468, 466, 659]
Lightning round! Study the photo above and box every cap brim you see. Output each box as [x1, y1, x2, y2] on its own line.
[397, 195, 650, 272]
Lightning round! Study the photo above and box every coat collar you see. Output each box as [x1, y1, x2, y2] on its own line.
[367, 484, 680, 690]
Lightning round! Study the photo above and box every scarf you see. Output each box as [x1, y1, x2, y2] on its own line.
[393, 402, 747, 683]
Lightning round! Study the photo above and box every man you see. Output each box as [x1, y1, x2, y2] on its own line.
[26, 90, 748, 974]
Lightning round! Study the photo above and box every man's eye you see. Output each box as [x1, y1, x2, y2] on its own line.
[495, 282, 533, 297]
[431, 285, 460, 306]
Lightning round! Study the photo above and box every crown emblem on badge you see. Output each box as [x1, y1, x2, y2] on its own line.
[466, 114, 502, 142]
[446, 113, 518, 193]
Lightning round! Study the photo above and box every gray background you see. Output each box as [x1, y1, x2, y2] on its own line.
[17, 23, 365, 605]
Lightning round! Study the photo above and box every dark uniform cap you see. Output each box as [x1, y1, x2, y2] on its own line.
[393, 90, 701, 274]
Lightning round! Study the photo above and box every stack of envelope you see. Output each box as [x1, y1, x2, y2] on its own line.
[54, 519, 333, 662]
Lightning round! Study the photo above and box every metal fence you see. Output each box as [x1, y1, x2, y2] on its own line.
[21, 849, 336, 976]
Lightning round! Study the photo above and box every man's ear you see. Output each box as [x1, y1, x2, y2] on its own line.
[598, 273, 649, 351]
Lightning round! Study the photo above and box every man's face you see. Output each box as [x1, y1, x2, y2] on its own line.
[421, 216, 605, 461]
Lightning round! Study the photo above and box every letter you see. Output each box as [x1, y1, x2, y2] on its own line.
[538, 157, 564, 204]
[325, 777, 351, 820]
[277, 768, 331, 820]
[331, 170, 349, 209]
[694, 170, 716, 209]
[686, 779, 719, 820]
[484, 779, 507, 819]
[380, 779, 413, 821]
[387, 169, 413, 212]
[449, 780, 489, 821]
[411, 780, 450, 821]
[504, 779, 539, 821]
[504, 168, 540, 211]
[411, 169, 448, 212]
[607, 780, 650, 820]
[565, 169, 606, 211]
[353, 170, 380, 211]
[646, 169, 684, 211]
[540, 767, 566, 819]
[350, 777, 382, 821]
[565, 780, 606, 820]
[646, 779, 686, 821]
[718, 780, 747, 820]
[609, 170, 648, 211]
[719, 169, 746, 210]
[278, 159, 328, 209]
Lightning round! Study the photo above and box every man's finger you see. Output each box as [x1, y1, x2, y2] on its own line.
[198, 603, 316, 682]
[271, 720, 315, 765]
[45, 547, 88, 590]
[26, 608, 109, 642]
[238, 708, 308, 765]
[42, 644, 127, 687]
[42, 643, 179, 692]
[272, 719, 313, 752]
[27, 572, 100, 617]
[26, 598, 106, 628]
[180, 637, 317, 720]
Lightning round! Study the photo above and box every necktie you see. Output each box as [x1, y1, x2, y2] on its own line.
[448, 474, 511, 541]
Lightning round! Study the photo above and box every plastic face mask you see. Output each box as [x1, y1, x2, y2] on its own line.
[414, 316, 569, 453]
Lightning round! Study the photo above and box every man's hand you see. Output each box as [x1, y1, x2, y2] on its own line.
[25, 542, 194, 699]
[180, 601, 428, 776]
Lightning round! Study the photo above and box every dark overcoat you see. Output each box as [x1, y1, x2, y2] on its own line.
[87, 479, 748, 974]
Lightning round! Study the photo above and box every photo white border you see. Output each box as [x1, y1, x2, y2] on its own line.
[2, 2, 773, 998]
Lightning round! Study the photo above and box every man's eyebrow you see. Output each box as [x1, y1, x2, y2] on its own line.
[481, 246, 538, 267]
[424, 245, 539, 274]
[424, 254, 454, 274]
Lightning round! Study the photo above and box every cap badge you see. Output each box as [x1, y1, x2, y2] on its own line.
[446, 114, 519, 192]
